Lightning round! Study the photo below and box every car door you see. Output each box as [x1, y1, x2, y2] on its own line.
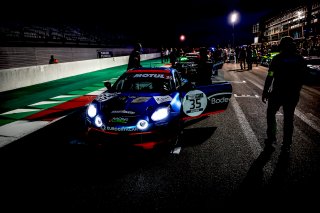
[175, 71, 232, 120]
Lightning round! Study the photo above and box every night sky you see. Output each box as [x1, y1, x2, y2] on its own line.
[1, 0, 312, 47]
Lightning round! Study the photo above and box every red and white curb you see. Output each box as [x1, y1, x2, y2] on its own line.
[0, 88, 107, 148]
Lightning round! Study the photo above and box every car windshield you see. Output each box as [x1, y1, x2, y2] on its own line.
[112, 73, 172, 92]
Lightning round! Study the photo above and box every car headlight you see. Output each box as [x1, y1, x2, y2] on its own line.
[137, 119, 149, 130]
[151, 106, 170, 121]
[95, 116, 103, 127]
[87, 104, 97, 118]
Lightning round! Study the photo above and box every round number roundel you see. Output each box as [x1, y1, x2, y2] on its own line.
[182, 90, 207, 117]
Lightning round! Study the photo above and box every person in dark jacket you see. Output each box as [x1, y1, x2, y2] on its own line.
[238, 46, 247, 70]
[127, 43, 142, 70]
[262, 36, 307, 152]
[49, 55, 58, 64]
[196, 47, 212, 85]
[246, 45, 253, 70]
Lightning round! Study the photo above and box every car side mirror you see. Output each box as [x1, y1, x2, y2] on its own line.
[104, 81, 112, 90]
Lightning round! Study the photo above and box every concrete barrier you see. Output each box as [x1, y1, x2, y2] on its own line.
[0, 53, 160, 92]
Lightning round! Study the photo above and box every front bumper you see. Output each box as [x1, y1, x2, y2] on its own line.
[86, 125, 179, 149]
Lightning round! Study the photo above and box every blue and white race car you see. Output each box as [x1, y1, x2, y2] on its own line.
[85, 67, 232, 149]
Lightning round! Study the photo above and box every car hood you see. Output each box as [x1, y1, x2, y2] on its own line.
[94, 91, 174, 116]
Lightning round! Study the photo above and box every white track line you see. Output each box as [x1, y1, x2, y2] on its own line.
[231, 97, 262, 158]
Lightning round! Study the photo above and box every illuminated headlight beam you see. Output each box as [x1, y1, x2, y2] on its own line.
[151, 106, 170, 121]
[87, 104, 97, 118]
[137, 120, 149, 130]
[95, 116, 103, 127]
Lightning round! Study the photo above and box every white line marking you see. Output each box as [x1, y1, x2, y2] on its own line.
[29, 101, 62, 106]
[307, 113, 320, 124]
[244, 78, 320, 133]
[231, 97, 262, 158]
[86, 90, 106, 96]
[0, 120, 49, 147]
[302, 85, 320, 96]
[0, 116, 67, 148]
[211, 80, 245, 83]
[0, 136, 17, 148]
[295, 108, 320, 133]
[51, 95, 79, 99]
[0, 108, 40, 115]
[246, 78, 263, 90]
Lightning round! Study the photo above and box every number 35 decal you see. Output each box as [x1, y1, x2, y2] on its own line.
[182, 90, 207, 117]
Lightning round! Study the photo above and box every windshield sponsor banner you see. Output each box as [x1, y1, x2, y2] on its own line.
[154, 95, 173, 104]
[96, 92, 119, 102]
[133, 74, 165, 78]
[111, 110, 135, 114]
[132, 97, 151, 103]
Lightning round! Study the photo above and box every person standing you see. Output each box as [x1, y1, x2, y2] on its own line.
[246, 45, 253, 70]
[196, 47, 212, 85]
[164, 48, 170, 62]
[262, 36, 307, 152]
[169, 47, 178, 67]
[252, 46, 258, 67]
[238, 46, 247, 70]
[127, 43, 142, 70]
[160, 47, 165, 63]
[49, 55, 59, 64]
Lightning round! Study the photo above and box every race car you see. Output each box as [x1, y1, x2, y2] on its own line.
[304, 56, 320, 83]
[175, 53, 199, 81]
[85, 67, 232, 150]
[175, 51, 220, 81]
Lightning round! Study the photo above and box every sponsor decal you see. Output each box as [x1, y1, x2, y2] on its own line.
[106, 126, 138, 131]
[210, 97, 230, 104]
[133, 74, 165, 78]
[154, 95, 173, 104]
[110, 117, 129, 123]
[132, 97, 151, 103]
[182, 90, 207, 116]
[111, 110, 135, 114]
[207, 92, 232, 105]
[96, 92, 119, 102]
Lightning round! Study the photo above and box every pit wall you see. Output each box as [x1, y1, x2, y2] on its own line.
[0, 53, 160, 92]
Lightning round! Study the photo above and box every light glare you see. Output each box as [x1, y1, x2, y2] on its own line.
[87, 104, 97, 118]
[151, 107, 170, 121]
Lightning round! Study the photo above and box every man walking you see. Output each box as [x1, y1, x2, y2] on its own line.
[262, 36, 307, 152]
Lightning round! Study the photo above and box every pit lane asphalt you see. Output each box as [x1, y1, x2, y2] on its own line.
[0, 62, 319, 211]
